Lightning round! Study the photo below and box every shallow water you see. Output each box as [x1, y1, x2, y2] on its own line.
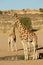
[0, 53, 43, 61]
[0, 55, 24, 61]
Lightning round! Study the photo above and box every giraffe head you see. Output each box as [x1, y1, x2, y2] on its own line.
[13, 13, 19, 20]
[13, 13, 20, 25]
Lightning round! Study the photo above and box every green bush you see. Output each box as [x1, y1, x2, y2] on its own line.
[40, 14, 43, 17]
[4, 11, 7, 14]
[39, 8, 43, 12]
[20, 17, 32, 30]
[0, 11, 2, 14]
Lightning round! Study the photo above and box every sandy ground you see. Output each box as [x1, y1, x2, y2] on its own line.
[0, 60, 43, 65]
[0, 28, 43, 65]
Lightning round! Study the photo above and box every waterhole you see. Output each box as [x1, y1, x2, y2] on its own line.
[0, 53, 43, 61]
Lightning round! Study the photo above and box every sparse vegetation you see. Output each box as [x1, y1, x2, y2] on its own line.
[40, 14, 43, 17]
[0, 11, 2, 14]
[0, 9, 43, 31]
[20, 17, 32, 30]
[4, 11, 8, 14]
[39, 8, 43, 12]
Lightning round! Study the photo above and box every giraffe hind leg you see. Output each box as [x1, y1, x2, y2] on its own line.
[8, 38, 11, 51]
[11, 40, 15, 52]
[31, 41, 38, 60]
[21, 40, 28, 60]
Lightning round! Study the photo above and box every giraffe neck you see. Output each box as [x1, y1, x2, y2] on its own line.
[15, 16, 29, 40]
[14, 14, 30, 33]
[14, 15, 31, 34]
[14, 14, 26, 30]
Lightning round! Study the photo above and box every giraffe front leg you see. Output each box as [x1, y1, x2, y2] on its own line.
[27, 42, 30, 52]
[21, 40, 28, 60]
[32, 41, 36, 60]
[32, 41, 36, 53]
[14, 43, 17, 52]
[10, 39, 14, 52]
[11, 43, 13, 52]
[8, 38, 11, 51]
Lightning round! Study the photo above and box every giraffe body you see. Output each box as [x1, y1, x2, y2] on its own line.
[17, 21, 38, 60]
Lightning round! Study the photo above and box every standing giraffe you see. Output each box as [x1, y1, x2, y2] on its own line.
[13, 13, 38, 60]
[8, 27, 17, 52]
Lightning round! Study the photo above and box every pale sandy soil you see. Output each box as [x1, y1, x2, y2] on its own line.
[0, 28, 43, 65]
[0, 60, 43, 65]
[36, 29, 43, 53]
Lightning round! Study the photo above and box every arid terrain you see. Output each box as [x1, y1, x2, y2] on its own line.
[0, 9, 43, 65]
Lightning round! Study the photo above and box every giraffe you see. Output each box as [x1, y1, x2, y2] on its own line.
[8, 27, 17, 52]
[13, 13, 38, 60]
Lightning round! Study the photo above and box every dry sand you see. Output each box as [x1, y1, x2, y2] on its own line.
[0, 60, 43, 65]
